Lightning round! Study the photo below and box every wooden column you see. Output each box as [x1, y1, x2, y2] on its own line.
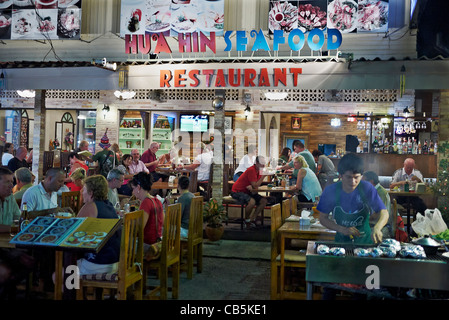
[211, 97, 225, 204]
[31, 89, 46, 182]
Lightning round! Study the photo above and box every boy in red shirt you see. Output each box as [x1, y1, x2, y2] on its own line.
[231, 156, 268, 229]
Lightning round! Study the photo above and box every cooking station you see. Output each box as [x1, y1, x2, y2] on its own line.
[305, 241, 449, 300]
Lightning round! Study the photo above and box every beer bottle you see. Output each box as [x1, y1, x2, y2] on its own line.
[19, 202, 29, 231]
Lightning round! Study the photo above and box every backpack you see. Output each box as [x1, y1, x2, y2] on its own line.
[99, 150, 114, 178]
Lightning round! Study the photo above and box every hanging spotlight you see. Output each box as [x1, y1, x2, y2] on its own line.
[17, 90, 35, 98]
[91, 58, 117, 71]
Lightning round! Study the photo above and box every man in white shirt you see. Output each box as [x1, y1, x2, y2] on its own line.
[21, 168, 67, 214]
[390, 157, 427, 215]
[184, 142, 213, 182]
[106, 168, 124, 210]
[1, 143, 14, 166]
[233, 144, 257, 181]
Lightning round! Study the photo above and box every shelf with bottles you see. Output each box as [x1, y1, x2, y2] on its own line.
[371, 135, 437, 155]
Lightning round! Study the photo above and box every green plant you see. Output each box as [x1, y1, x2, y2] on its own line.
[203, 199, 227, 227]
[431, 141, 449, 223]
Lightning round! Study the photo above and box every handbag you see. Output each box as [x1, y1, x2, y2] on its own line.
[144, 197, 162, 261]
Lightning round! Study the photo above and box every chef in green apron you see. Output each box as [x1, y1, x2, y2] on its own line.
[317, 153, 388, 244]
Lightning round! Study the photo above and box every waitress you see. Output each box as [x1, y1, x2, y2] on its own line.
[317, 153, 388, 244]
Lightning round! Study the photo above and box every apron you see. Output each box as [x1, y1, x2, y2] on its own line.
[333, 182, 372, 244]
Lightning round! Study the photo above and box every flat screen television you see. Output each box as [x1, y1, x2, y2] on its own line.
[179, 114, 209, 132]
[318, 143, 336, 156]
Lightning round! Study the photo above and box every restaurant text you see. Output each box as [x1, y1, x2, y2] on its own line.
[159, 67, 302, 88]
[124, 28, 342, 55]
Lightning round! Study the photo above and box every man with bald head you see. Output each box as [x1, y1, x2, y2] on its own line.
[390, 157, 427, 215]
[7, 146, 29, 173]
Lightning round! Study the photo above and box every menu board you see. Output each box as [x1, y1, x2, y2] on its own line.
[268, 0, 389, 34]
[0, 0, 82, 40]
[10, 216, 121, 251]
[120, 0, 225, 37]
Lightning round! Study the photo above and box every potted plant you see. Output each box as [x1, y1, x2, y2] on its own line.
[203, 198, 227, 241]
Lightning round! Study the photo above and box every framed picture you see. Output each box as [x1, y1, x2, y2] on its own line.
[283, 133, 309, 152]
[291, 117, 301, 130]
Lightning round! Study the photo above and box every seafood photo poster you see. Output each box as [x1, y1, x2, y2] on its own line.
[120, 0, 224, 38]
[268, 0, 389, 35]
[269, 0, 328, 34]
[0, 0, 82, 40]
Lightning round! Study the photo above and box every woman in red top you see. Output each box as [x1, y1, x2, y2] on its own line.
[65, 152, 89, 190]
[129, 172, 164, 246]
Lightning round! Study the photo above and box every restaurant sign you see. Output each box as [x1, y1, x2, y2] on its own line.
[128, 62, 346, 90]
[124, 28, 342, 54]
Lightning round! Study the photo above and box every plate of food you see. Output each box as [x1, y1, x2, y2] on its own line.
[171, 6, 198, 34]
[197, 9, 224, 32]
[0, 0, 12, 9]
[0, 13, 11, 38]
[268, 1, 298, 33]
[50, 226, 66, 235]
[35, 217, 55, 226]
[17, 233, 35, 242]
[73, 231, 86, 238]
[11, 10, 35, 37]
[327, 0, 358, 33]
[39, 235, 58, 243]
[146, 4, 171, 33]
[357, 0, 388, 32]
[57, 219, 75, 227]
[28, 225, 45, 233]
[297, 3, 327, 32]
[13, 0, 32, 6]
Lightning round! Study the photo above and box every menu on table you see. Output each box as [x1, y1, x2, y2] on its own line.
[10, 216, 121, 251]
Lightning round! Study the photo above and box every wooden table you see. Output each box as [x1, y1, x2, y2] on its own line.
[151, 181, 178, 190]
[388, 189, 434, 234]
[278, 221, 335, 299]
[254, 185, 293, 205]
[0, 232, 16, 249]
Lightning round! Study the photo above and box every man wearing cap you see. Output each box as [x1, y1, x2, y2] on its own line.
[92, 129, 117, 178]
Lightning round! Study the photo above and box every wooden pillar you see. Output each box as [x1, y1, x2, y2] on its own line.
[31, 89, 46, 182]
[211, 96, 225, 204]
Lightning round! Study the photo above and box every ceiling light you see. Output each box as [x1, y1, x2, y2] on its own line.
[91, 58, 117, 71]
[331, 118, 341, 127]
[17, 90, 35, 98]
[114, 90, 136, 100]
[264, 90, 288, 100]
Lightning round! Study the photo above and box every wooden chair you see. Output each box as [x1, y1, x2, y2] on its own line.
[197, 163, 213, 200]
[290, 195, 299, 215]
[181, 196, 204, 279]
[270, 204, 307, 300]
[222, 163, 246, 229]
[187, 170, 198, 194]
[76, 210, 144, 300]
[43, 151, 54, 176]
[281, 198, 291, 223]
[144, 203, 182, 300]
[61, 191, 82, 216]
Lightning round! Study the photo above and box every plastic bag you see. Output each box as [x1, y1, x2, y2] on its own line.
[411, 208, 448, 236]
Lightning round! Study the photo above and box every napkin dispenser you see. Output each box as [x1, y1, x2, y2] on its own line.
[416, 183, 426, 193]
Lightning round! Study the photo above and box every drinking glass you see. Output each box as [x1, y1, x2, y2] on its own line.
[10, 220, 19, 237]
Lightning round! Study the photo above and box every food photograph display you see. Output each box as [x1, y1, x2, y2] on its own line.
[0, 0, 81, 40]
[269, 0, 389, 34]
[10, 216, 120, 251]
[120, 0, 224, 37]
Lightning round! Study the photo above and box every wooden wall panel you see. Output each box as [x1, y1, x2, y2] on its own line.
[279, 113, 369, 154]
